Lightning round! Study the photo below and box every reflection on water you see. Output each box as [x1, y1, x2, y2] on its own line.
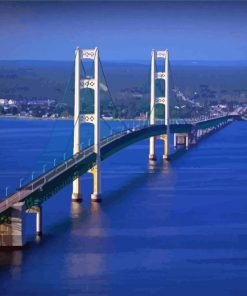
[90, 201, 102, 217]
[35, 235, 42, 244]
[10, 251, 22, 279]
[67, 199, 107, 278]
[71, 201, 82, 220]
[10, 250, 22, 267]
[0, 249, 23, 279]
[65, 252, 105, 277]
[148, 159, 157, 173]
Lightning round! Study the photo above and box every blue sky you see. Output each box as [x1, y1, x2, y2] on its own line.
[0, 1, 247, 61]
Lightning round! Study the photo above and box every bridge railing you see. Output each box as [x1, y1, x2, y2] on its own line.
[169, 114, 229, 125]
[0, 144, 96, 214]
[100, 124, 149, 147]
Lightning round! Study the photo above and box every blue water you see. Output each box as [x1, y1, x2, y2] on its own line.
[1, 118, 247, 295]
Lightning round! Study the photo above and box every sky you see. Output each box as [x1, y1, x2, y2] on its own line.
[0, 1, 247, 61]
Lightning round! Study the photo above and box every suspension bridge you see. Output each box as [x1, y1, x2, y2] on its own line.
[0, 48, 235, 248]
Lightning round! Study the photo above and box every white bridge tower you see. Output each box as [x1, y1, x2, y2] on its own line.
[72, 47, 101, 202]
[149, 49, 170, 160]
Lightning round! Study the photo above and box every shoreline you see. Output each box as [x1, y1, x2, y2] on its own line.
[0, 114, 73, 121]
[0, 115, 147, 121]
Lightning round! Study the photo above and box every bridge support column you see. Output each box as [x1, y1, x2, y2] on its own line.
[72, 179, 82, 202]
[149, 137, 157, 161]
[163, 49, 170, 160]
[149, 50, 157, 161]
[26, 205, 42, 237]
[190, 128, 197, 146]
[159, 134, 170, 159]
[174, 133, 189, 149]
[197, 129, 201, 139]
[163, 135, 170, 160]
[185, 134, 189, 149]
[72, 47, 82, 202]
[36, 206, 42, 236]
[92, 49, 102, 202]
[80, 48, 102, 202]
[90, 165, 101, 202]
[0, 202, 27, 248]
[174, 133, 177, 149]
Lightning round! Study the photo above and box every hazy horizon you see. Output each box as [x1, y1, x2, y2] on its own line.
[0, 59, 247, 66]
[0, 1, 247, 61]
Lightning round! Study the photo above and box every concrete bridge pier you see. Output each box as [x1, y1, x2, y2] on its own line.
[72, 178, 82, 202]
[160, 134, 170, 160]
[36, 206, 42, 236]
[162, 132, 171, 160]
[0, 202, 27, 248]
[185, 134, 189, 149]
[196, 129, 200, 139]
[149, 136, 157, 161]
[174, 133, 177, 149]
[27, 205, 42, 236]
[190, 129, 198, 146]
[174, 133, 189, 149]
[89, 164, 102, 202]
[198, 129, 203, 139]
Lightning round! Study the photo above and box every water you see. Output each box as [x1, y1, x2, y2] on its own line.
[1, 118, 247, 295]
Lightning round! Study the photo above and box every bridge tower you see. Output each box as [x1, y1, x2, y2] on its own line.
[72, 47, 83, 202]
[149, 49, 170, 160]
[71, 47, 102, 203]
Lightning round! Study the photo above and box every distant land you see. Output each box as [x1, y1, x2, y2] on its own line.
[0, 60, 246, 118]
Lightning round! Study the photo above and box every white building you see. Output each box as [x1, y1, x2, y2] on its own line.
[0, 99, 8, 105]
[8, 99, 16, 105]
